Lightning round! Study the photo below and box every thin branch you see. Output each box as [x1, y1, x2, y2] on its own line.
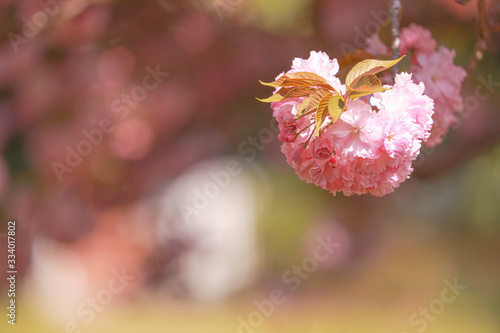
[390, 0, 402, 78]
[414, 103, 500, 179]
[466, 0, 490, 79]
[293, 122, 315, 140]
[490, 0, 500, 22]
[489, 0, 500, 32]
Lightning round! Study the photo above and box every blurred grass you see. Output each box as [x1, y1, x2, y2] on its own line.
[2, 292, 498, 333]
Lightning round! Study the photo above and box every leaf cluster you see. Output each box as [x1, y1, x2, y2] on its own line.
[258, 57, 404, 136]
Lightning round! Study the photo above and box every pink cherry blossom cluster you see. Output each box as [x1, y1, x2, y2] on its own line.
[272, 51, 434, 197]
[366, 24, 467, 147]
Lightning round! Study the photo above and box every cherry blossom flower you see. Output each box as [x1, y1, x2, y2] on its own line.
[365, 25, 466, 147]
[331, 100, 383, 159]
[365, 34, 390, 57]
[268, 52, 434, 197]
[399, 23, 438, 56]
[413, 47, 467, 146]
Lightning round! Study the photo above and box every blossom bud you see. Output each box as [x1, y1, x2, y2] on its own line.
[291, 144, 305, 163]
[311, 137, 333, 161]
[278, 126, 296, 143]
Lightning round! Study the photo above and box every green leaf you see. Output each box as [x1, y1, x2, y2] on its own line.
[328, 95, 345, 123]
[345, 56, 404, 87]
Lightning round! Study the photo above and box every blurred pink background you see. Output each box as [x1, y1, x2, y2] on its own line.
[0, 0, 499, 332]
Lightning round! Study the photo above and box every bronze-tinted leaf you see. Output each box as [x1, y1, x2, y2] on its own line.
[256, 93, 284, 103]
[260, 72, 335, 91]
[257, 86, 315, 103]
[260, 72, 328, 87]
[345, 56, 404, 87]
[347, 74, 388, 100]
[297, 98, 311, 117]
[350, 74, 382, 91]
[338, 49, 376, 68]
[304, 88, 330, 114]
[280, 79, 334, 91]
[315, 93, 333, 136]
[281, 87, 316, 98]
[349, 88, 388, 100]
[315, 107, 328, 136]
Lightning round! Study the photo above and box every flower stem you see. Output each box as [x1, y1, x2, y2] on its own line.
[293, 122, 315, 140]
